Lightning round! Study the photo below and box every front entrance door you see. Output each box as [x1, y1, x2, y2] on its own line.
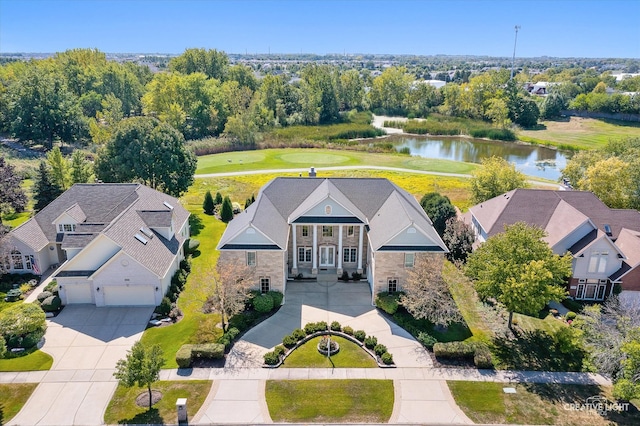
[319, 246, 335, 267]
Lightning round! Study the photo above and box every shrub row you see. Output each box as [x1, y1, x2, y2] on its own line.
[217, 327, 240, 349]
[468, 127, 516, 141]
[433, 341, 493, 369]
[375, 292, 402, 315]
[175, 343, 225, 368]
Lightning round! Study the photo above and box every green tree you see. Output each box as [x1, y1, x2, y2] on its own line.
[368, 66, 412, 114]
[94, 117, 196, 197]
[220, 196, 234, 223]
[540, 91, 567, 119]
[465, 222, 572, 328]
[614, 331, 640, 401]
[580, 157, 632, 209]
[33, 161, 63, 212]
[442, 217, 474, 264]
[113, 341, 164, 408]
[46, 146, 70, 190]
[0, 157, 27, 227]
[210, 256, 254, 332]
[300, 64, 340, 124]
[169, 48, 229, 80]
[203, 190, 215, 215]
[0, 303, 46, 346]
[419, 193, 457, 237]
[470, 156, 528, 204]
[227, 64, 258, 91]
[339, 69, 365, 111]
[215, 192, 223, 205]
[70, 150, 93, 184]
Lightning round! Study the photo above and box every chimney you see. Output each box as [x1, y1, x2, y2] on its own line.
[309, 167, 316, 178]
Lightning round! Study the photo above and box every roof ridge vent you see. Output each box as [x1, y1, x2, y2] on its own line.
[140, 226, 154, 239]
[163, 201, 174, 210]
[134, 233, 148, 245]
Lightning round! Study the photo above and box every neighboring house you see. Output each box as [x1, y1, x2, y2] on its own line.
[463, 189, 640, 303]
[217, 177, 448, 302]
[3, 183, 189, 307]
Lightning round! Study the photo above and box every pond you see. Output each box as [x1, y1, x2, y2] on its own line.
[389, 135, 570, 181]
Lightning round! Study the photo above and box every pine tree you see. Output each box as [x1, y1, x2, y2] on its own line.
[33, 162, 63, 212]
[70, 150, 93, 184]
[220, 196, 234, 223]
[203, 190, 215, 215]
[46, 146, 70, 190]
[215, 192, 223, 205]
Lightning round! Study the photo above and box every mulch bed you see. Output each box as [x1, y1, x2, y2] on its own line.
[135, 390, 163, 407]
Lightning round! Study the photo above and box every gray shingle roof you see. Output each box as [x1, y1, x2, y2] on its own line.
[61, 233, 98, 249]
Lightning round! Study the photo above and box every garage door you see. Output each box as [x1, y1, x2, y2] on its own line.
[65, 283, 93, 304]
[104, 285, 155, 306]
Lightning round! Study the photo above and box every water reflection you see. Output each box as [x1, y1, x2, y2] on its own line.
[391, 135, 569, 180]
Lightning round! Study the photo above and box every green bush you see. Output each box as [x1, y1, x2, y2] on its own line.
[330, 321, 341, 331]
[274, 345, 286, 357]
[157, 297, 172, 316]
[304, 323, 317, 335]
[565, 311, 577, 321]
[20, 330, 45, 349]
[40, 295, 62, 312]
[37, 291, 53, 303]
[374, 344, 388, 356]
[267, 290, 283, 307]
[264, 351, 280, 365]
[180, 256, 192, 273]
[351, 272, 362, 281]
[433, 341, 476, 359]
[217, 327, 241, 349]
[253, 293, 274, 313]
[0, 335, 6, 358]
[176, 345, 194, 368]
[187, 239, 200, 253]
[44, 279, 58, 294]
[292, 328, 306, 341]
[342, 326, 354, 335]
[315, 321, 328, 332]
[192, 343, 225, 359]
[364, 336, 378, 349]
[354, 330, 366, 342]
[282, 334, 297, 348]
[375, 292, 400, 315]
[381, 352, 394, 365]
[474, 344, 493, 369]
[340, 271, 350, 281]
[562, 298, 583, 313]
[417, 332, 437, 350]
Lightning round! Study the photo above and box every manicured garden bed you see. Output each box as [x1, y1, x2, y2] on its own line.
[266, 379, 394, 423]
[282, 336, 377, 368]
[103, 380, 212, 425]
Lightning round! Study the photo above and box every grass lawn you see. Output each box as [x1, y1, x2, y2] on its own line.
[103, 380, 212, 425]
[513, 310, 565, 335]
[519, 117, 640, 150]
[0, 383, 38, 423]
[195, 148, 478, 176]
[282, 336, 377, 368]
[266, 379, 393, 423]
[448, 381, 639, 425]
[0, 350, 53, 372]
[140, 211, 225, 368]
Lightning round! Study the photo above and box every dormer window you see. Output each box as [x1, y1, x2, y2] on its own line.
[58, 224, 76, 233]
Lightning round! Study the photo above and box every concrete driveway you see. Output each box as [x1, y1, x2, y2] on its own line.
[9, 305, 153, 426]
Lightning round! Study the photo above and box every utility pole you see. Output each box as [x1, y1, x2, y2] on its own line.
[510, 25, 521, 80]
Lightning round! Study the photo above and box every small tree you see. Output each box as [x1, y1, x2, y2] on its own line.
[470, 156, 528, 204]
[203, 190, 215, 215]
[70, 150, 93, 184]
[33, 161, 63, 212]
[113, 341, 164, 408]
[443, 217, 475, 264]
[419, 192, 457, 237]
[400, 255, 462, 328]
[0, 157, 27, 228]
[215, 192, 223, 205]
[210, 256, 254, 332]
[220, 196, 234, 223]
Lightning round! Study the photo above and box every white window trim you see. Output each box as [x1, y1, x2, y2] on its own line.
[343, 247, 357, 263]
[404, 252, 415, 268]
[297, 246, 312, 263]
[247, 251, 257, 267]
[260, 276, 270, 294]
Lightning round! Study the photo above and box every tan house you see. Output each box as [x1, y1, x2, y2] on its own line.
[463, 189, 640, 303]
[217, 177, 448, 302]
[3, 184, 190, 307]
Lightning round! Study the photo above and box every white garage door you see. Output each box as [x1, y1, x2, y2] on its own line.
[103, 285, 155, 306]
[65, 283, 93, 304]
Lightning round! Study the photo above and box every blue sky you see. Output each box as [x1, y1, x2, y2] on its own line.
[1, 0, 638, 58]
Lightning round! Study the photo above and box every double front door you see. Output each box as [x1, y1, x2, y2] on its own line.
[319, 245, 335, 267]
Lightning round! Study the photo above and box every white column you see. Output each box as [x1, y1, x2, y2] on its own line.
[312, 224, 318, 274]
[337, 225, 343, 275]
[357, 224, 364, 273]
[292, 224, 298, 273]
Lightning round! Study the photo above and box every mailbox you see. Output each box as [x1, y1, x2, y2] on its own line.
[176, 398, 187, 422]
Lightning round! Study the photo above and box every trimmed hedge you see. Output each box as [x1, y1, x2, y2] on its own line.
[41, 295, 62, 312]
[253, 293, 274, 313]
[375, 292, 401, 315]
[374, 344, 388, 356]
[381, 352, 394, 365]
[176, 344, 194, 368]
[192, 343, 225, 359]
[283, 334, 297, 348]
[417, 332, 437, 350]
[364, 336, 378, 350]
[434, 341, 493, 368]
[354, 330, 366, 342]
[37, 291, 53, 303]
[292, 328, 306, 341]
[330, 321, 342, 331]
[264, 351, 280, 365]
[342, 326, 354, 336]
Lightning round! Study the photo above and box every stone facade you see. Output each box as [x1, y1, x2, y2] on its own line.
[370, 252, 439, 294]
[220, 250, 286, 294]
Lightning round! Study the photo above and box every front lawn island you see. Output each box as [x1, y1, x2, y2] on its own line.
[266, 380, 393, 423]
[103, 380, 212, 425]
[282, 336, 377, 368]
[0, 383, 38, 424]
[0, 350, 53, 372]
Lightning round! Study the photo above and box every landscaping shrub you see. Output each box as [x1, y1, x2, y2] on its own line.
[565, 311, 577, 321]
[267, 290, 283, 307]
[169, 307, 182, 321]
[354, 330, 366, 342]
[292, 328, 306, 341]
[351, 272, 362, 281]
[381, 352, 394, 365]
[417, 332, 437, 350]
[158, 297, 172, 316]
[217, 327, 241, 349]
[176, 345, 194, 368]
[433, 341, 476, 359]
[20, 330, 44, 348]
[562, 298, 583, 313]
[40, 295, 62, 312]
[228, 314, 252, 332]
[375, 292, 400, 315]
[304, 323, 316, 335]
[187, 239, 200, 253]
[37, 291, 53, 303]
[274, 345, 286, 357]
[282, 334, 297, 348]
[330, 321, 341, 332]
[180, 256, 192, 273]
[0, 335, 6, 359]
[473, 344, 493, 369]
[315, 321, 328, 332]
[342, 326, 354, 335]
[264, 351, 280, 365]
[364, 336, 378, 349]
[253, 293, 274, 313]
[44, 279, 58, 295]
[340, 271, 350, 281]
[192, 343, 225, 359]
[374, 344, 388, 356]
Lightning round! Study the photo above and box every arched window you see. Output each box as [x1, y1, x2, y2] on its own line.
[11, 249, 24, 270]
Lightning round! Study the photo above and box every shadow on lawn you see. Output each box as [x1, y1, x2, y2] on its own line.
[118, 407, 163, 425]
[491, 328, 585, 372]
[189, 215, 205, 236]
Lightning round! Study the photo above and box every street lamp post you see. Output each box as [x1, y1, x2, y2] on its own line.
[510, 25, 521, 80]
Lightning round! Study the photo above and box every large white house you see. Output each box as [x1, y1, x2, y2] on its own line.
[463, 189, 640, 303]
[217, 177, 448, 301]
[3, 183, 190, 307]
